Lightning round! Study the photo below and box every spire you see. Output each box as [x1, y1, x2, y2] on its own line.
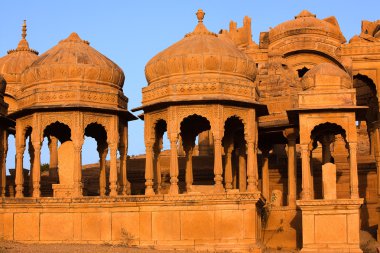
[185, 9, 216, 38]
[22, 20, 27, 40]
[295, 10, 316, 19]
[7, 20, 38, 55]
[196, 9, 205, 23]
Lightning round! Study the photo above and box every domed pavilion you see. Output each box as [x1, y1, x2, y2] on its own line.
[134, 10, 267, 195]
[13, 32, 136, 198]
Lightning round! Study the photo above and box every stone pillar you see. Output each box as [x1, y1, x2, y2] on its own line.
[185, 147, 193, 192]
[224, 142, 234, 190]
[300, 144, 311, 200]
[321, 134, 334, 164]
[309, 149, 315, 199]
[247, 141, 258, 192]
[28, 138, 34, 196]
[109, 143, 118, 197]
[169, 135, 179, 195]
[153, 138, 162, 193]
[213, 136, 224, 193]
[98, 144, 107, 196]
[198, 130, 210, 156]
[261, 148, 270, 201]
[349, 142, 359, 199]
[31, 140, 41, 198]
[238, 147, 247, 192]
[72, 139, 83, 197]
[374, 128, 380, 196]
[48, 136, 58, 177]
[284, 129, 297, 207]
[0, 131, 7, 197]
[118, 137, 130, 195]
[15, 144, 25, 198]
[145, 141, 154, 195]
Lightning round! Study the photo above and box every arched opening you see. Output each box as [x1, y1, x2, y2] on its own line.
[223, 116, 246, 192]
[83, 123, 108, 196]
[180, 114, 211, 193]
[5, 133, 15, 197]
[353, 74, 378, 123]
[41, 122, 71, 197]
[310, 122, 348, 199]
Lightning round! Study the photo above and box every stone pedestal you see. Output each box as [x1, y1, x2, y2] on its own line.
[52, 184, 75, 198]
[297, 199, 363, 253]
[53, 141, 75, 198]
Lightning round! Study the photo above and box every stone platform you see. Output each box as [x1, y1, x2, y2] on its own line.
[297, 199, 363, 253]
[0, 193, 264, 252]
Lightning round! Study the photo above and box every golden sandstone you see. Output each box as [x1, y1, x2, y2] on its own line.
[0, 9, 379, 252]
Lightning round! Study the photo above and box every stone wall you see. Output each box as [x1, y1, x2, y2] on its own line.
[0, 193, 263, 252]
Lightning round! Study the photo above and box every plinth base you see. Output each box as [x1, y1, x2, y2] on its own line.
[297, 198, 363, 253]
[52, 184, 74, 198]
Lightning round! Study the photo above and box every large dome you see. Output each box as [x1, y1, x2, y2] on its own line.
[143, 10, 257, 106]
[268, 10, 346, 45]
[0, 21, 39, 112]
[22, 32, 124, 90]
[19, 32, 127, 111]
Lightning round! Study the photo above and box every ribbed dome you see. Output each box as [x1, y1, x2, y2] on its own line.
[22, 32, 125, 90]
[269, 10, 346, 44]
[145, 10, 256, 84]
[302, 63, 351, 90]
[0, 21, 38, 95]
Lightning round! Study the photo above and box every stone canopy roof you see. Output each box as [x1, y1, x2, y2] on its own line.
[22, 32, 125, 90]
[268, 10, 346, 44]
[145, 9, 256, 85]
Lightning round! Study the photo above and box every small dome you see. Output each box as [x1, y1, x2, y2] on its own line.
[269, 10, 346, 44]
[302, 63, 351, 90]
[22, 32, 124, 90]
[0, 21, 38, 95]
[145, 9, 256, 84]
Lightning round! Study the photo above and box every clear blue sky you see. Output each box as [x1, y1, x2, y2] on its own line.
[0, 0, 379, 169]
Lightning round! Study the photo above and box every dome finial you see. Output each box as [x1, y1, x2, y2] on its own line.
[196, 9, 205, 23]
[22, 20, 27, 39]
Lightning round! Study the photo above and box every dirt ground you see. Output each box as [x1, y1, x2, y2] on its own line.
[0, 241, 301, 253]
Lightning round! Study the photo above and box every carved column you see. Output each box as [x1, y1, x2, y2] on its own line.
[72, 139, 83, 197]
[28, 138, 34, 196]
[349, 142, 359, 199]
[169, 134, 179, 195]
[0, 130, 7, 197]
[224, 141, 234, 190]
[185, 147, 193, 192]
[309, 149, 315, 199]
[153, 138, 162, 193]
[109, 143, 118, 197]
[145, 141, 154, 195]
[300, 144, 311, 200]
[97, 144, 107, 196]
[48, 136, 58, 177]
[247, 140, 258, 192]
[118, 123, 130, 195]
[213, 135, 224, 193]
[284, 129, 298, 207]
[15, 145, 25, 198]
[373, 128, 380, 196]
[31, 140, 41, 198]
[238, 146, 247, 192]
[261, 148, 270, 201]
